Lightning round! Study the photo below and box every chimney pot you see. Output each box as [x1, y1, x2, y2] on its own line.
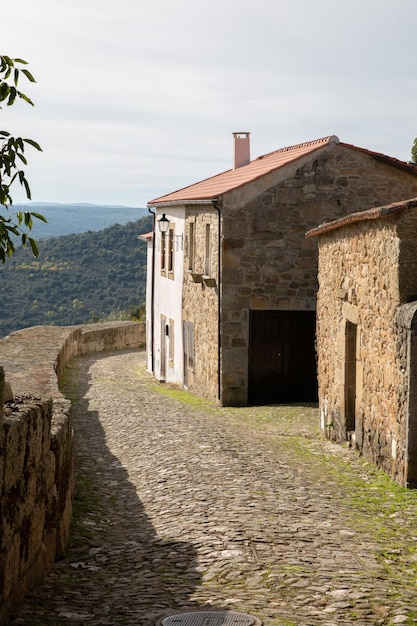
[233, 132, 250, 169]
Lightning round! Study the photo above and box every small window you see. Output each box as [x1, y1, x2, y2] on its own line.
[160, 233, 166, 271]
[188, 221, 195, 271]
[183, 320, 195, 371]
[204, 224, 211, 277]
[169, 319, 174, 360]
[188, 322, 194, 369]
[168, 228, 174, 273]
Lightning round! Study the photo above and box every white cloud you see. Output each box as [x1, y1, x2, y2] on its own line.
[2, 0, 417, 206]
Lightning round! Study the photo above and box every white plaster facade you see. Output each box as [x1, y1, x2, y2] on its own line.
[145, 207, 185, 384]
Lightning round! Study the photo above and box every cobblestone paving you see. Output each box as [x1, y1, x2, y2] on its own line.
[10, 350, 417, 626]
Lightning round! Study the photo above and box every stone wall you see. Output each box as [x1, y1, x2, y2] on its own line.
[183, 207, 219, 400]
[314, 203, 417, 486]
[0, 321, 145, 625]
[219, 143, 417, 405]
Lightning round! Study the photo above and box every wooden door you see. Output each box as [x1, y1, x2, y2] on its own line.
[344, 321, 357, 434]
[248, 310, 317, 404]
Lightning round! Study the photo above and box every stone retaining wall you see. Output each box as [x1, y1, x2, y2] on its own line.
[0, 321, 145, 625]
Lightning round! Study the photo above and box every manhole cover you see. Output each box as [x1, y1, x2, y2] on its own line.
[156, 611, 260, 626]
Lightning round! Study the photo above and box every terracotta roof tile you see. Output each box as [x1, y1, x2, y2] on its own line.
[138, 231, 153, 241]
[148, 136, 339, 205]
[148, 136, 417, 207]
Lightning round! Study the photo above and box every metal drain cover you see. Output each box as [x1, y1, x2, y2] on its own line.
[157, 611, 260, 626]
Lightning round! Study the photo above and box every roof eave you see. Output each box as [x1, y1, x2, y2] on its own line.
[306, 197, 417, 238]
[147, 198, 219, 209]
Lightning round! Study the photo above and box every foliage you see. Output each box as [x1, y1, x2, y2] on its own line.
[0, 55, 45, 262]
[411, 137, 417, 164]
[0, 215, 152, 336]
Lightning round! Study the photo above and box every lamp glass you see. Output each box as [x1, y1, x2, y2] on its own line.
[158, 213, 170, 234]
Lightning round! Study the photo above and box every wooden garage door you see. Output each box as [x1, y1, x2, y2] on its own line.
[248, 310, 317, 404]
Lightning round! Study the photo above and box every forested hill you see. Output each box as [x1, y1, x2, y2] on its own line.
[14, 203, 148, 239]
[0, 215, 153, 338]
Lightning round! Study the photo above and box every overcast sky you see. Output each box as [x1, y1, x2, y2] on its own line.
[2, 0, 417, 207]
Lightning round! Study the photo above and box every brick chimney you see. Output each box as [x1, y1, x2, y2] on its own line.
[233, 132, 250, 169]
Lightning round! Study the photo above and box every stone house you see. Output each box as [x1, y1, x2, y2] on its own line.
[307, 197, 417, 487]
[144, 133, 417, 406]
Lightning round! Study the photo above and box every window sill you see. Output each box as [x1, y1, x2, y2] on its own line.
[187, 271, 203, 283]
[203, 276, 216, 287]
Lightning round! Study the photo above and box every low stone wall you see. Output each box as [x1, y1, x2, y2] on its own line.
[0, 321, 145, 625]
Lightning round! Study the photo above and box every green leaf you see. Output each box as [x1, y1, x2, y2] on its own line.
[24, 212, 33, 229]
[29, 237, 39, 257]
[17, 92, 34, 106]
[23, 178, 32, 200]
[31, 212, 48, 223]
[16, 152, 28, 165]
[23, 138, 42, 151]
[0, 82, 10, 101]
[21, 69, 36, 83]
[7, 86, 16, 106]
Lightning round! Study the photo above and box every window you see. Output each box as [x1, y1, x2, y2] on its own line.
[204, 224, 211, 277]
[183, 320, 195, 370]
[168, 319, 174, 361]
[188, 221, 195, 271]
[160, 233, 166, 271]
[168, 228, 174, 273]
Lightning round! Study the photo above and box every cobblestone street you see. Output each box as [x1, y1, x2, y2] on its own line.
[10, 349, 417, 626]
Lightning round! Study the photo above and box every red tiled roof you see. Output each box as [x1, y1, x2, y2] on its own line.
[148, 136, 339, 205]
[148, 135, 417, 206]
[138, 231, 153, 241]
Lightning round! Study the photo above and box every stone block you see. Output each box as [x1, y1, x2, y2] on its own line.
[0, 366, 3, 424]
[222, 249, 242, 269]
[3, 416, 28, 492]
[25, 406, 46, 467]
[250, 295, 269, 310]
[221, 386, 247, 407]
[0, 534, 21, 601]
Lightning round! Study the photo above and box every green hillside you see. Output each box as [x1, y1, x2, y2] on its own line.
[0, 215, 152, 338]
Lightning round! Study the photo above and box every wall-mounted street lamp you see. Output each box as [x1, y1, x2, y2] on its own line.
[158, 213, 170, 234]
[157, 213, 183, 249]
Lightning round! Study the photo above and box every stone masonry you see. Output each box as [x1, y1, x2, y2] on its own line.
[308, 198, 417, 486]
[220, 144, 417, 405]
[0, 321, 145, 626]
[149, 136, 417, 407]
[183, 207, 219, 400]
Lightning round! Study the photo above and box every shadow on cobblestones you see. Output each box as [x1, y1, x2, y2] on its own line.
[9, 350, 417, 626]
[10, 352, 216, 626]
